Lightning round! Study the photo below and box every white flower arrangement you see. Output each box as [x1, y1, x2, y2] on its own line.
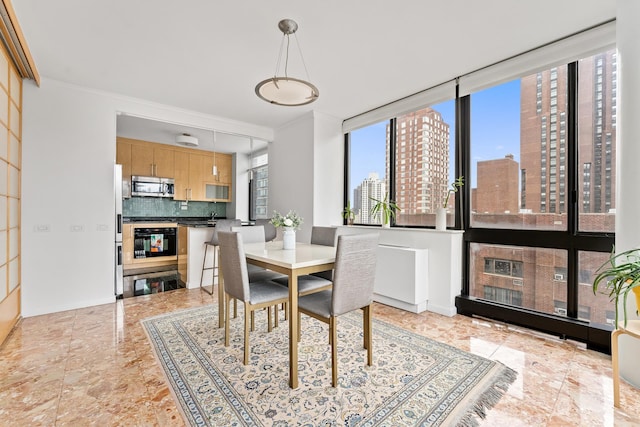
[270, 210, 303, 230]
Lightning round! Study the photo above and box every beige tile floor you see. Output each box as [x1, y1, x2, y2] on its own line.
[1, 288, 639, 426]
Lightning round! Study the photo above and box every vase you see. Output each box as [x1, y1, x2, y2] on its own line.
[435, 207, 447, 231]
[282, 227, 296, 250]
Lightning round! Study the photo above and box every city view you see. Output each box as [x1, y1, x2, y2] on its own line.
[348, 49, 617, 324]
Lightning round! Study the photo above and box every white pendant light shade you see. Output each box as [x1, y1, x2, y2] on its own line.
[255, 19, 319, 106]
[176, 133, 198, 147]
[255, 77, 319, 106]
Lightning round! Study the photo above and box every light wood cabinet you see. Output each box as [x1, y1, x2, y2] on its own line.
[116, 139, 132, 191]
[178, 225, 188, 283]
[217, 153, 233, 184]
[201, 153, 232, 201]
[123, 224, 134, 266]
[131, 143, 174, 177]
[173, 150, 190, 201]
[188, 153, 205, 201]
[116, 137, 233, 202]
[152, 146, 174, 177]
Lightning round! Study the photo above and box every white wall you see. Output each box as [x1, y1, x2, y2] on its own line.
[615, 0, 640, 389]
[268, 111, 344, 243]
[269, 113, 316, 242]
[21, 78, 273, 317]
[313, 112, 344, 227]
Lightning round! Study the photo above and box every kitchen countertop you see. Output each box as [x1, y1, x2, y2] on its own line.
[123, 217, 223, 227]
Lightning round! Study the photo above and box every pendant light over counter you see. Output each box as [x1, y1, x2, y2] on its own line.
[255, 19, 319, 106]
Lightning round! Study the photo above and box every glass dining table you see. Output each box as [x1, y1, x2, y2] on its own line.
[217, 241, 336, 389]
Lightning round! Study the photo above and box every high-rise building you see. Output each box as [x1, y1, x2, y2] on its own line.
[353, 172, 386, 224]
[388, 108, 450, 217]
[475, 154, 520, 214]
[520, 51, 617, 215]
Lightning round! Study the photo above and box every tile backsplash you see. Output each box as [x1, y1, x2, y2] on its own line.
[123, 197, 226, 218]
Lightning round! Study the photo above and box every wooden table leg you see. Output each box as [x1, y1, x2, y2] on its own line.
[288, 270, 299, 389]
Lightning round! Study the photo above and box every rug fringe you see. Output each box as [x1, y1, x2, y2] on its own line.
[457, 366, 518, 427]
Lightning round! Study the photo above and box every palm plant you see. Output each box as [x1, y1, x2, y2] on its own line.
[370, 194, 400, 226]
[592, 247, 640, 328]
[341, 200, 356, 225]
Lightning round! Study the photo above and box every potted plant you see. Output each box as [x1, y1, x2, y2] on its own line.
[342, 200, 356, 226]
[436, 176, 464, 230]
[370, 194, 400, 228]
[592, 247, 640, 328]
[270, 210, 303, 250]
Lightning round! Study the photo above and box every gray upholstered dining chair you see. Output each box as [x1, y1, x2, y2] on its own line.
[217, 231, 290, 365]
[232, 225, 287, 328]
[199, 219, 241, 295]
[255, 218, 277, 242]
[309, 226, 337, 281]
[273, 225, 337, 296]
[297, 233, 378, 387]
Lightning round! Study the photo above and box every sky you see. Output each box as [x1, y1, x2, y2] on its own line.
[349, 79, 522, 197]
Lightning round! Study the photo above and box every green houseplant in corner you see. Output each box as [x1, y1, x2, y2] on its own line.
[342, 200, 356, 226]
[370, 194, 400, 228]
[592, 247, 640, 328]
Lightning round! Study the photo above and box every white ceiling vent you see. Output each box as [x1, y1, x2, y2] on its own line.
[176, 133, 198, 147]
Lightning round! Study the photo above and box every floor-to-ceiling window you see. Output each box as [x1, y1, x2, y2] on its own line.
[460, 46, 616, 351]
[344, 23, 616, 351]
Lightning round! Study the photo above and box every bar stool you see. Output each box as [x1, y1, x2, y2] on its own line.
[611, 320, 640, 407]
[199, 219, 241, 295]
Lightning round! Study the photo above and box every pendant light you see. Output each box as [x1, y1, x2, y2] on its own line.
[212, 131, 218, 179]
[255, 19, 319, 106]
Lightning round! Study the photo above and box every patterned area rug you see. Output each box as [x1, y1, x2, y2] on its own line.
[142, 305, 516, 426]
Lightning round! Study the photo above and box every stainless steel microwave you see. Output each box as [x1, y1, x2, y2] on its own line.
[131, 176, 175, 198]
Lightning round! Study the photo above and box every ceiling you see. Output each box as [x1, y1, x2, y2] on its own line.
[13, 0, 615, 154]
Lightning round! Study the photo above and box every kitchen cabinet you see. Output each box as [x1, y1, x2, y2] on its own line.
[131, 143, 174, 178]
[201, 153, 232, 201]
[202, 153, 232, 184]
[173, 152, 206, 201]
[116, 137, 233, 202]
[178, 225, 188, 283]
[188, 153, 205, 200]
[216, 153, 233, 184]
[116, 139, 132, 192]
[173, 150, 190, 201]
[123, 224, 134, 266]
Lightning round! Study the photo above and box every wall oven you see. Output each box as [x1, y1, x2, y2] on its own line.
[133, 227, 177, 259]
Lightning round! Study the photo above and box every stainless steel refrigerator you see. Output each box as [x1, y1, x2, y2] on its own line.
[115, 164, 124, 298]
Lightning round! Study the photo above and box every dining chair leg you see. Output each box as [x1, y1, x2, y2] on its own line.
[224, 294, 231, 347]
[612, 328, 622, 408]
[250, 311, 255, 332]
[283, 302, 288, 320]
[364, 305, 372, 366]
[274, 305, 279, 328]
[267, 306, 273, 332]
[234, 299, 238, 318]
[244, 305, 251, 365]
[297, 311, 302, 342]
[330, 317, 338, 387]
